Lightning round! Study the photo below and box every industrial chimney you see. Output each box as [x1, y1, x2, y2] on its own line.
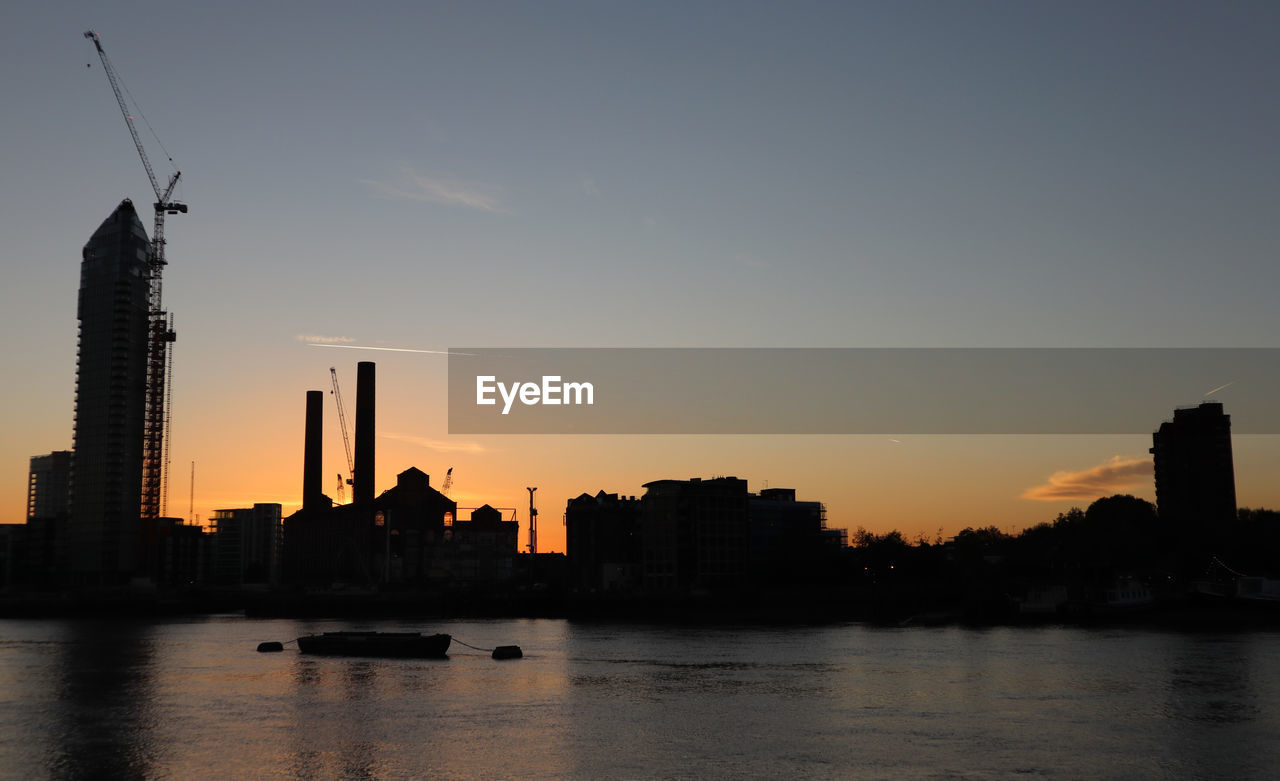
[353, 361, 375, 505]
[303, 390, 323, 510]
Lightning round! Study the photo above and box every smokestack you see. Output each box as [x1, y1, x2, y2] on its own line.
[353, 361, 375, 505]
[303, 390, 324, 510]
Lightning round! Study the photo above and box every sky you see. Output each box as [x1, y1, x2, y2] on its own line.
[3, 1, 1280, 551]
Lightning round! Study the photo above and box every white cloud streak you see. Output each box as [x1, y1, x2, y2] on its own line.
[1021, 456, 1153, 502]
[361, 166, 507, 212]
[297, 334, 357, 344]
[381, 432, 488, 454]
[307, 343, 458, 355]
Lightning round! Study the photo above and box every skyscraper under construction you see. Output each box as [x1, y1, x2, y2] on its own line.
[68, 199, 151, 583]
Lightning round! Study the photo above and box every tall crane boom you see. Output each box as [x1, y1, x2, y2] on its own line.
[330, 368, 355, 500]
[84, 30, 187, 521]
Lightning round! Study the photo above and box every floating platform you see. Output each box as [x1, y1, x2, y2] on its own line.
[296, 631, 451, 658]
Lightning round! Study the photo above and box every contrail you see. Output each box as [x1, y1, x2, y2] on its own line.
[307, 344, 468, 356]
[1204, 381, 1234, 397]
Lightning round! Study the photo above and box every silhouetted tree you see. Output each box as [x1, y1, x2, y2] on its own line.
[850, 527, 912, 574]
[1223, 508, 1280, 574]
[1012, 495, 1159, 577]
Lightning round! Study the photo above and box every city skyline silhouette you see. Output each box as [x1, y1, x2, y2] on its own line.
[4, 6, 1280, 779]
[4, 4, 1280, 554]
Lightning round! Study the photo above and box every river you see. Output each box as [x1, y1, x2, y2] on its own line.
[1, 617, 1277, 779]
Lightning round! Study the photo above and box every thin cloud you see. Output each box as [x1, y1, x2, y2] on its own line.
[1205, 381, 1234, 397]
[735, 254, 769, 270]
[381, 432, 488, 455]
[201, 493, 303, 510]
[298, 334, 357, 344]
[361, 166, 507, 213]
[308, 343, 460, 355]
[580, 177, 601, 198]
[1021, 456, 1153, 502]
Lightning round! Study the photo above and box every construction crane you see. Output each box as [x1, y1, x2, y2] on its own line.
[330, 367, 355, 502]
[336, 473, 346, 504]
[84, 30, 187, 521]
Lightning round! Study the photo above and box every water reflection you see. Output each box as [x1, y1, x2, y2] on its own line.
[1158, 634, 1268, 778]
[1165, 637, 1258, 724]
[286, 656, 392, 780]
[283, 647, 459, 780]
[46, 620, 158, 780]
[2, 619, 1280, 778]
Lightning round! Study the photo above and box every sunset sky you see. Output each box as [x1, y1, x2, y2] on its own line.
[4, 2, 1280, 551]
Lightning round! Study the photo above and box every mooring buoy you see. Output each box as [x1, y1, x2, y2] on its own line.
[257, 641, 285, 653]
[492, 645, 523, 660]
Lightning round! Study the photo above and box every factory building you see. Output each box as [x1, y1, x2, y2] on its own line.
[282, 362, 519, 589]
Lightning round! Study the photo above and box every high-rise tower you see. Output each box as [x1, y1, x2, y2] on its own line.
[1150, 401, 1237, 564]
[68, 199, 151, 582]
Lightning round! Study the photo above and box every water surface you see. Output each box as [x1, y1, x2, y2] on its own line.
[1, 617, 1276, 779]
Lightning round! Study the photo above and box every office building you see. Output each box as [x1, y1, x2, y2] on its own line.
[210, 504, 283, 585]
[641, 476, 749, 593]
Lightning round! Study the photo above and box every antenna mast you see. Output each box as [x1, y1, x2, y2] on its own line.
[526, 486, 538, 555]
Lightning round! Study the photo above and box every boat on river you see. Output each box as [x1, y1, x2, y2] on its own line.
[296, 631, 451, 658]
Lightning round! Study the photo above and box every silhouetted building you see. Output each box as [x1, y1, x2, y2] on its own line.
[568, 480, 845, 595]
[284, 370, 370, 586]
[286, 465, 523, 588]
[1151, 401, 1237, 558]
[436, 504, 520, 585]
[283, 368, 517, 588]
[749, 487, 837, 584]
[284, 501, 375, 586]
[642, 477, 749, 593]
[68, 200, 152, 585]
[28, 451, 72, 521]
[210, 504, 282, 585]
[149, 516, 206, 587]
[372, 466, 457, 584]
[0, 524, 21, 589]
[566, 491, 642, 592]
[25, 451, 72, 584]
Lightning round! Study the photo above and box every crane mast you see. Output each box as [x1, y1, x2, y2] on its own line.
[84, 30, 187, 522]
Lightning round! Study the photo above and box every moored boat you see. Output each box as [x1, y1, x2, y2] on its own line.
[296, 631, 451, 658]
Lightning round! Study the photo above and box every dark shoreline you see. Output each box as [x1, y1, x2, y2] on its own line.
[3, 587, 1280, 631]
